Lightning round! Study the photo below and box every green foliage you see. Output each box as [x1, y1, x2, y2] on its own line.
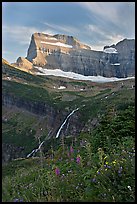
[91, 105, 135, 153]
[2, 134, 135, 202]
[2, 63, 135, 201]
[68, 81, 88, 86]
[2, 101, 135, 202]
[2, 80, 51, 103]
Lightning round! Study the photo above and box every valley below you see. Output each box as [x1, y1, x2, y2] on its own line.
[2, 34, 135, 202]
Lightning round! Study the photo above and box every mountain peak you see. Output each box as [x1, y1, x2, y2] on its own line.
[26, 32, 91, 66]
[12, 33, 135, 78]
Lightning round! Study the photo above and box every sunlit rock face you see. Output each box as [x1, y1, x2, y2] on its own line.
[20, 32, 135, 78]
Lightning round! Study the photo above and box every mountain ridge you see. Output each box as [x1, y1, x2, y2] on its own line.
[12, 33, 134, 78]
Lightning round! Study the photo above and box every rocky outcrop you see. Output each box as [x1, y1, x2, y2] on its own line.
[12, 57, 33, 70]
[103, 39, 135, 77]
[15, 33, 135, 78]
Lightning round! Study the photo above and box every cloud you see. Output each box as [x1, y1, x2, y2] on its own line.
[78, 2, 135, 39]
[78, 2, 134, 25]
[91, 34, 125, 51]
[2, 25, 55, 45]
[78, 2, 135, 51]
[2, 23, 79, 47]
[86, 24, 125, 47]
[43, 22, 79, 35]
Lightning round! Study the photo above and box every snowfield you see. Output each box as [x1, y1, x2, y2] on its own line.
[35, 66, 134, 83]
[41, 41, 73, 48]
[103, 47, 118, 54]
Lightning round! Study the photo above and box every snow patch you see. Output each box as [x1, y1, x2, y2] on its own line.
[111, 63, 120, 65]
[7, 77, 11, 80]
[44, 36, 57, 41]
[35, 66, 134, 83]
[41, 41, 73, 48]
[103, 47, 118, 54]
[58, 86, 66, 90]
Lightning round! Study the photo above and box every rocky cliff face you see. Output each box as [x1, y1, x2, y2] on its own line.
[15, 32, 135, 78]
[2, 92, 85, 163]
[103, 39, 135, 77]
[2, 93, 85, 138]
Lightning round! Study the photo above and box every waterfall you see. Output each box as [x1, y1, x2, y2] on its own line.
[26, 130, 52, 158]
[26, 141, 45, 158]
[55, 107, 79, 138]
[26, 105, 83, 158]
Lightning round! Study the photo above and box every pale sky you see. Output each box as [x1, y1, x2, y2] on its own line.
[2, 2, 135, 63]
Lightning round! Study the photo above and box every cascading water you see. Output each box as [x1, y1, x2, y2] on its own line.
[55, 107, 79, 138]
[26, 106, 84, 158]
[26, 141, 45, 158]
[26, 130, 52, 158]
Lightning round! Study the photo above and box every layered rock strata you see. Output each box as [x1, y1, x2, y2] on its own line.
[15, 33, 135, 78]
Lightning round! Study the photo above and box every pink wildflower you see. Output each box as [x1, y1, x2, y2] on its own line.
[76, 155, 81, 164]
[70, 146, 74, 154]
[67, 152, 70, 157]
[55, 167, 60, 176]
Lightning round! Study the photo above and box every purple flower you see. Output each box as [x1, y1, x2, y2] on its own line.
[67, 152, 70, 157]
[97, 171, 101, 175]
[55, 167, 60, 176]
[13, 199, 19, 202]
[13, 198, 23, 202]
[92, 178, 96, 183]
[70, 146, 74, 154]
[76, 156, 81, 164]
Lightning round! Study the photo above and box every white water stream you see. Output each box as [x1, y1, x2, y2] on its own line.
[55, 107, 79, 138]
[26, 107, 80, 158]
[26, 130, 52, 158]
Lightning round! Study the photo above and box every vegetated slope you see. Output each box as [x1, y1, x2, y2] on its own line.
[2, 60, 135, 201]
[2, 61, 135, 163]
[2, 95, 135, 202]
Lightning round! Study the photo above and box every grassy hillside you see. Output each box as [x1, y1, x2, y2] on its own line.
[2, 62, 135, 202]
[2, 104, 135, 202]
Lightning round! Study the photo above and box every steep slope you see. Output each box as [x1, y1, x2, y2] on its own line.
[103, 38, 135, 77]
[2, 60, 135, 163]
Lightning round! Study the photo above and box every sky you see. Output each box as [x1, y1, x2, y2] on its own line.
[2, 2, 135, 63]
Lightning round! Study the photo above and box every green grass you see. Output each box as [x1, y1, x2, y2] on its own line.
[2, 102, 135, 201]
[2, 112, 135, 201]
[68, 81, 88, 86]
[2, 110, 50, 156]
[2, 63, 46, 85]
[2, 62, 135, 201]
